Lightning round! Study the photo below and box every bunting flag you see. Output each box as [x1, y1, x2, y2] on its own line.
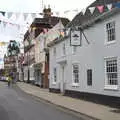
[23, 13, 28, 21]
[31, 13, 36, 20]
[64, 10, 70, 14]
[97, 5, 104, 13]
[25, 13, 33, 24]
[9, 13, 17, 22]
[2, 21, 7, 28]
[89, 7, 96, 14]
[55, 11, 60, 16]
[5, 12, 8, 19]
[72, 9, 78, 12]
[45, 20, 64, 43]
[0, 42, 8, 46]
[114, 2, 120, 8]
[0, 11, 5, 16]
[0, 13, 5, 21]
[81, 8, 86, 15]
[7, 12, 13, 19]
[107, 4, 112, 10]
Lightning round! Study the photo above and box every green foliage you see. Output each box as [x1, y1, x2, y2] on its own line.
[7, 40, 20, 56]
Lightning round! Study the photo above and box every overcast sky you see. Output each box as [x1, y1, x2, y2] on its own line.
[0, 0, 95, 19]
[0, 0, 95, 68]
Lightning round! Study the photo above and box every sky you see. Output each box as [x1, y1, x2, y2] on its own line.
[0, 0, 95, 68]
[0, 0, 95, 19]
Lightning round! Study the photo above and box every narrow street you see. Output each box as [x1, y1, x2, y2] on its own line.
[0, 82, 83, 120]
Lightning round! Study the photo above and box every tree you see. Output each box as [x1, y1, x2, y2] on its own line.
[7, 40, 20, 56]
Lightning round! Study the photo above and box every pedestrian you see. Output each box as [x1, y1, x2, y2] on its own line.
[7, 76, 12, 87]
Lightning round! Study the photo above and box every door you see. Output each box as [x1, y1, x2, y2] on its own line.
[60, 65, 65, 93]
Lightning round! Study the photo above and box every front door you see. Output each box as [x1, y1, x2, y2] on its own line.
[60, 65, 65, 93]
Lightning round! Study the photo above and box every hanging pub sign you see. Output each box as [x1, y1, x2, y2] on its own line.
[70, 29, 81, 46]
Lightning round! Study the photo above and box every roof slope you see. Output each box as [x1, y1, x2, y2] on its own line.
[67, 0, 120, 27]
[31, 17, 70, 28]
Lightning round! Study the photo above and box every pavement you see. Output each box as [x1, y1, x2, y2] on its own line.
[17, 82, 120, 120]
[0, 82, 82, 120]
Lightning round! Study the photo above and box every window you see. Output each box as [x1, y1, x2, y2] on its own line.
[106, 21, 115, 42]
[72, 64, 79, 83]
[105, 57, 118, 88]
[87, 69, 92, 86]
[63, 43, 66, 55]
[53, 47, 56, 56]
[53, 68, 57, 82]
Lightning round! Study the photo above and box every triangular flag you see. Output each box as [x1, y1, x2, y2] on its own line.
[35, 13, 41, 18]
[2, 21, 7, 28]
[81, 8, 86, 15]
[89, 7, 95, 14]
[17, 25, 20, 30]
[55, 11, 60, 16]
[0, 13, 4, 20]
[31, 13, 36, 20]
[23, 13, 28, 21]
[97, 5, 104, 13]
[25, 14, 33, 24]
[107, 4, 112, 10]
[15, 13, 20, 19]
[7, 12, 13, 19]
[0, 11, 5, 16]
[72, 9, 78, 12]
[5, 12, 8, 19]
[114, 2, 120, 8]
[64, 10, 70, 14]
[9, 13, 16, 22]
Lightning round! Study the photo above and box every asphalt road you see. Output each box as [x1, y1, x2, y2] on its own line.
[0, 82, 85, 120]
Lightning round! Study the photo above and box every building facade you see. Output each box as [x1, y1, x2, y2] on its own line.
[49, 8, 120, 106]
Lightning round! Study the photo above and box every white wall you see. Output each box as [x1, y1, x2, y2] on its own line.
[49, 13, 120, 97]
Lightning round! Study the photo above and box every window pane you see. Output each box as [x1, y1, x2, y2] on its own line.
[54, 68, 57, 82]
[73, 64, 79, 83]
[87, 69, 92, 86]
[106, 21, 115, 42]
[105, 58, 118, 86]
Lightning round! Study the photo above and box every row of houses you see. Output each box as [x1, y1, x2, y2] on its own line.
[22, 7, 69, 88]
[19, 0, 120, 106]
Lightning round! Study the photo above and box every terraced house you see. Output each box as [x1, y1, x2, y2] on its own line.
[48, 0, 120, 107]
[23, 7, 69, 88]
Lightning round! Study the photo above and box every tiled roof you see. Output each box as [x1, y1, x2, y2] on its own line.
[48, 7, 120, 47]
[31, 16, 70, 27]
[67, 0, 120, 27]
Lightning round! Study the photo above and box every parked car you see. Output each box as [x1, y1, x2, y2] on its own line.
[0, 76, 8, 82]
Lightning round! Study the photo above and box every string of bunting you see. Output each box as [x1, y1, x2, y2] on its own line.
[0, 11, 41, 28]
[81, 2, 120, 15]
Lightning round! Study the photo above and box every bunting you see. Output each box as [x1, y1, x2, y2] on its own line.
[64, 10, 70, 14]
[0, 2, 119, 34]
[114, 2, 120, 8]
[97, 5, 104, 13]
[107, 4, 113, 10]
[73, 9, 78, 12]
[89, 7, 95, 14]
[81, 8, 86, 15]
[0, 42, 8, 46]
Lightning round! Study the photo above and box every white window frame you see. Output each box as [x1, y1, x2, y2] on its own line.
[104, 57, 118, 90]
[87, 69, 92, 86]
[72, 64, 79, 85]
[105, 21, 116, 44]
